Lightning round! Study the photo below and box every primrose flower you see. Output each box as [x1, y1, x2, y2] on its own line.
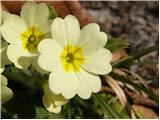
[38, 15, 112, 99]
[43, 84, 68, 113]
[1, 74, 13, 104]
[0, 11, 12, 73]
[0, 2, 51, 73]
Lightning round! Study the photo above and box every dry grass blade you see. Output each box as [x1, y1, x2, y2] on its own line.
[104, 75, 127, 108]
[131, 109, 137, 119]
[113, 69, 141, 95]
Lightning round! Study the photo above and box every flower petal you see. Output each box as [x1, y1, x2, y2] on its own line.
[42, 95, 61, 113]
[38, 39, 62, 72]
[76, 74, 92, 99]
[0, 15, 27, 44]
[51, 15, 80, 47]
[49, 66, 78, 99]
[42, 83, 67, 113]
[21, 1, 37, 27]
[0, 41, 11, 72]
[0, 68, 4, 73]
[1, 75, 13, 104]
[1, 87, 13, 104]
[43, 84, 68, 106]
[77, 23, 107, 55]
[1, 74, 7, 86]
[31, 56, 48, 74]
[81, 48, 112, 75]
[21, 2, 49, 29]
[1, 11, 11, 25]
[76, 68, 101, 99]
[7, 45, 32, 69]
[38, 39, 62, 55]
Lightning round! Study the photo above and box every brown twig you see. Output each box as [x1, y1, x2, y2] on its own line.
[125, 89, 158, 109]
[65, 1, 93, 27]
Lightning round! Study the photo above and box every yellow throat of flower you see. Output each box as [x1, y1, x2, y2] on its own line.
[60, 45, 84, 72]
[21, 27, 44, 53]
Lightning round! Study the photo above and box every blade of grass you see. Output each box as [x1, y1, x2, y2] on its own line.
[130, 45, 159, 59]
[93, 94, 121, 119]
[110, 72, 158, 103]
[112, 45, 158, 68]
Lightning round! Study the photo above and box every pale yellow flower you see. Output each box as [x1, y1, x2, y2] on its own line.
[1, 74, 13, 104]
[0, 2, 51, 73]
[0, 11, 12, 73]
[38, 15, 112, 99]
[43, 84, 68, 113]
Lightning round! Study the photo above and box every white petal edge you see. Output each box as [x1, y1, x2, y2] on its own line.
[49, 67, 78, 99]
[1, 87, 13, 104]
[76, 68, 102, 99]
[77, 23, 107, 55]
[21, 2, 49, 30]
[1, 74, 7, 86]
[1, 74, 13, 104]
[31, 56, 48, 74]
[0, 14, 27, 44]
[1, 11, 11, 25]
[81, 48, 112, 75]
[49, 66, 101, 99]
[51, 15, 80, 47]
[20, 1, 37, 27]
[7, 45, 33, 69]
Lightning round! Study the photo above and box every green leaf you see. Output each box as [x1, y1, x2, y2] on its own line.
[130, 45, 159, 59]
[112, 45, 159, 68]
[112, 56, 135, 68]
[63, 97, 102, 119]
[48, 5, 58, 20]
[1, 107, 13, 119]
[3, 65, 48, 91]
[105, 38, 128, 53]
[35, 107, 64, 119]
[93, 94, 121, 119]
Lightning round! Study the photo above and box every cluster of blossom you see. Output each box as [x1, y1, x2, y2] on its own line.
[0, 2, 112, 113]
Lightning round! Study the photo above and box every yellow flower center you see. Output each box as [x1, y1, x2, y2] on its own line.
[60, 45, 84, 72]
[21, 27, 44, 53]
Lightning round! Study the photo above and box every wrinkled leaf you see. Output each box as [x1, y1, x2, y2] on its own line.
[105, 38, 128, 53]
